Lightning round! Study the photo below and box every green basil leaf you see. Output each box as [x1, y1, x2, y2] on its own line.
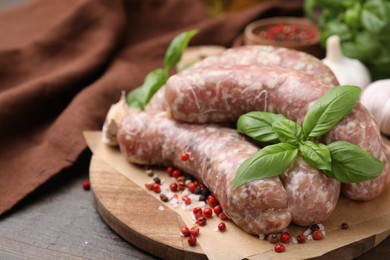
[299, 140, 332, 172]
[233, 143, 298, 188]
[272, 117, 303, 146]
[326, 141, 385, 183]
[237, 112, 285, 143]
[164, 29, 198, 69]
[302, 85, 361, 139]
[127, 69, 168, 110]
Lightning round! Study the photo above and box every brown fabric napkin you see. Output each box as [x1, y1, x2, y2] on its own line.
[0, 0, 302, 215]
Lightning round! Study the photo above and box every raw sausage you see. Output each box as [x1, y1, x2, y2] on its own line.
[193, 45, 339, 85]
[117, 111, 292, 235]
[280, 158, 340, 226]
[165, 64, 390, 201]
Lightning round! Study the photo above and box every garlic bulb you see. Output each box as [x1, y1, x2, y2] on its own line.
[322, 35, 371, 89]
[360, 79, 390, 135]
[102, 91, 129, 145]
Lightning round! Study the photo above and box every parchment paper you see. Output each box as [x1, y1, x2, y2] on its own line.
[84, 131, 390, 260]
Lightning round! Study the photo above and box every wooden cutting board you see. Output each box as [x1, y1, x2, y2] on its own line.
[88, 133, 390, 260]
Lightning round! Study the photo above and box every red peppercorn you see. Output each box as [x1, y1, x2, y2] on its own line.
[296, 234, 306, 244]
[192, 207, 203, 219]
[196, 216, 207, 226]
[180, 152, 190, 161]
[188, 182, 198, 193]
[280, 232, 291, 243]
[213, 205, 222, 216]
[182, 195, 191, 205]
[166, 166, 174, 176]
[187, 235, 197, 246]
[218, 222, 226, 231]
[312, 230, 324, 240]
[189, 225, 200, 237]
[181, 226, 190, 237]
[152, 183, 161, 193]
[341, 222, 349, 229]
[207, 195, 218, 207]
[169, 182, 178, 192]
[219, 212, 229, 220]
[274, 243, 286, 253]
[82, 180, 90, 190]
[172, 169, 182, 178]
[203, 207, 213, 218]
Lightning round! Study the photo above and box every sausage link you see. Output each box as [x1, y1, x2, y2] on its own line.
[193, 45, 339, 85]
[280, 158, 340, 226]
[165, 64, 390, 202]
[117, 111, 292, 235]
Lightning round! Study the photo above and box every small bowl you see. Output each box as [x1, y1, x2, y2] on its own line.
[244, 17, 323, 57]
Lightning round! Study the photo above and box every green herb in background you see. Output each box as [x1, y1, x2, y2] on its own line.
[234, 85, 385, 188]
[304, 0, 390, 80]
[127, 29, 198, 109]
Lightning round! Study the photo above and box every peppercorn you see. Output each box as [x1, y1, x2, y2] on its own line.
[219, 212, 229, 220]
[280, 232, 291, 243]
[145, 180, 155, 190]
[172, 169, 182, 178]
[203, 207, 213, 218]
[153, 176, 161, 184]
[274, 243, 286, 253]
[187, 235, 197, 246]
[182, 195, 191, 205]
[160, 194, 168, 202]
[169, 182, 178, 192]
[188, 182, 197, 193]
[207, 195, 218, 207]
[199, 194, 207, 202]
[181, 226, 190, 237]
[152, 183, 161, 193]
[312, 230, 324, 240]
[181, 152, 190, 161]
[218, 222, 226, 232]
[196, 216, 207, 226]
[296, 234, 306, 244]
[213, 205, 222, 216]
[310, 224, 320, 231]
[268, 233, 278, 244]
[145, 169, 154, 177]
[166, 166, 174, 176]
[192, 207, 203, 219]
[189, 225, 200, 237]
[82, 180, 91, 190]
[341, 222, 349, 229]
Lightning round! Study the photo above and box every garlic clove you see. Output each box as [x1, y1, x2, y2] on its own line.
[360, 79, 390, 135]
[322, 35, 371, 89]
[102, 91, 129, 145]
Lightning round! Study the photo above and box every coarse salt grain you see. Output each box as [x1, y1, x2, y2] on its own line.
[258, 234, 265, 240]
[198, 201, 206, 207]
[158, 205, 165, 211]
[291, 237, 298, 244]
[303, 228, 312, 236]
[307, 235, 313, 240]
[189, 194, 200, 201]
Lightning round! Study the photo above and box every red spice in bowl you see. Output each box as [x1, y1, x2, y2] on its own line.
[244, 17, 322, 57]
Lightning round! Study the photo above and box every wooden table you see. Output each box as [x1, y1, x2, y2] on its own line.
[0, 150, 389, 260]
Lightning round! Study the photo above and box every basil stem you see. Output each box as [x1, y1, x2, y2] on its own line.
[237, 112, 285, 143]
[326, 141, 384, 183]
[126, 29, 198, 109]
[302, 85, 361, 139]
[234, 143, 298, 188]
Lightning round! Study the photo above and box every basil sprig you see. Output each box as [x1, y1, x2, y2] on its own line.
[234, 85, 385, 188]
[127, 29, 198, 110]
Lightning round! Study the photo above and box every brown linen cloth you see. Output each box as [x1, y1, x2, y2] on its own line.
[0, 0, 302, 215]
